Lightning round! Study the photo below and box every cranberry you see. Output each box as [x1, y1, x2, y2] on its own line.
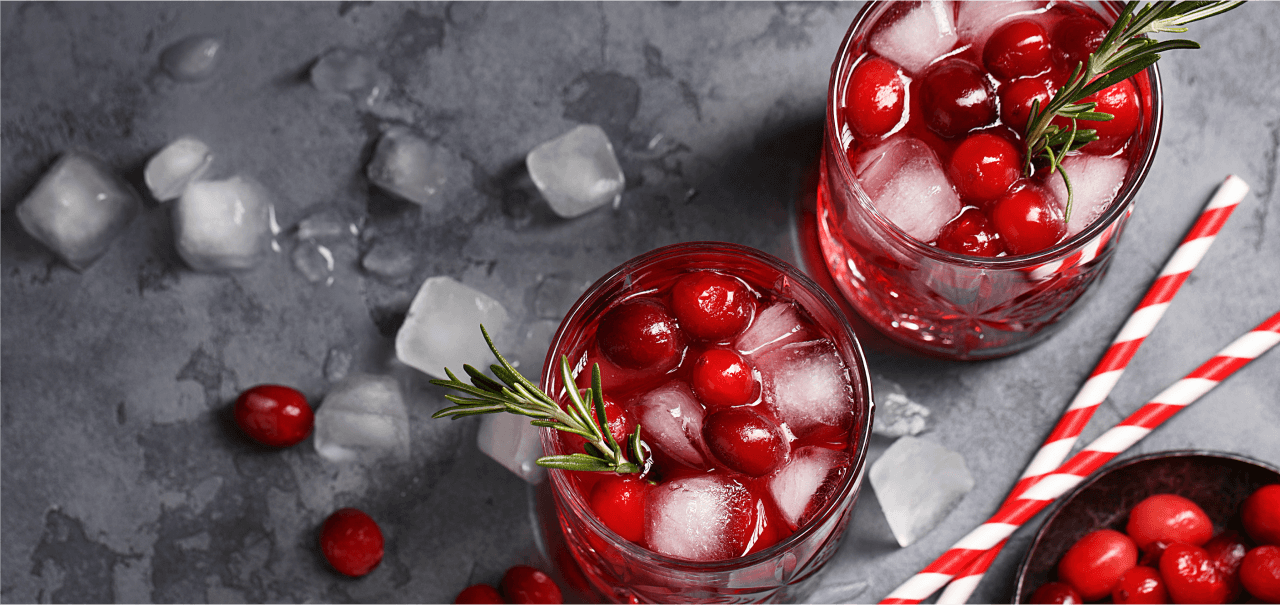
[919, 59, 997, 138]
[669, 271, 755, 342]
[1029, 581, 1084, 604]
[455, 584, 505, 604]
[1112, 565, 1169, 604]
[948, 132, 1021, 202]
[1241, 484, 1280, 545]
[844, 56, 906, 138]
[991, 186, 1066, 255]
[320, 508, 384, 577]
[569, 396, 636, 453]
[234, 384, 314, 447]
[1139, 539, 1172, 568]
[596, 298, 684, 370]
[501, 565, 564, 604]
[1204, 531, 1248, 601]
[1239, 545, 1280, 602]
[1057, 528, 1138, 601]
[1159, 542, 1233, 604]
[702, 407, 787, 477]
[1076, 79, 1140, 154]
[999, 76, 1055, 132]
[1053, 15, 1108, 72]
[935, 207, 1004, 257]
[588, 474, 648, 543]
[983, 19, 1052, 81]
[691, 348, 759, 407]
[1126, 494, 1214, 550]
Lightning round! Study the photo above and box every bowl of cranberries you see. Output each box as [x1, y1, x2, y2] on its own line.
[1014, 450, 1280, 604]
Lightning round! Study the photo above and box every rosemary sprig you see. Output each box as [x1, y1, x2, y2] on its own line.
[430, 325, 649, 474]
[1023, 0, 1244, 220]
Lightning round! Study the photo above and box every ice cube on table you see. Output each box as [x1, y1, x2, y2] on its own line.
[734, 301, 812, 357]
[361, 241, 417, 280]
[526, 124, 625, 219]
[395, 276, 512, 380]
[314, 374, 411, 463]
[160, 34, 223, 82]
[956, 1, 1048, 44]
[295, 208, 354, 241]
[758, 339, 854, 440]
[1045, 154, 1128, 238]
[873, 382, 932, 438]
[477, 411, 546, 484]
[645, 475, 754, 562]
[632, 381, 708, 468]
[291, 240, 334, 284]
[145, 136, 212, 202]
[869, 435, 975, 547]
[868, 0, 957, 75]
[16, 151, 141, 271]
[310, 47, 392, 108]
[366, 125, 472, 212]
[856, 136, 961, 242]
[172, 176, 274, 272]
[767, 445, 851, 530]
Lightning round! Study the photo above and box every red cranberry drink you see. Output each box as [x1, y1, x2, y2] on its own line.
[816, 1, 1162, 359]
[540, 242, 873, 603]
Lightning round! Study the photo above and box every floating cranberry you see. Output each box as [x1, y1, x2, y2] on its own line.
[669, 271, 755, 342]
[1239, 545, 1280, 602]
[501, 565, 564, 605]
[596, 298, 684, 370]
[1159, 542, 1233, 604]
[983, 19, 1052, 81]
[844, 56, 906, 138]
[320, 508, 385, 577]
[1057, 528, 1138, 601]
[935, 207, 1004, 257]
[702, 407, 787, 477]
[991, 186, 1065, 255]
[691, 349, 759, 407]
[1204, 531, 1248, 602]
[1126, 493, 1214, 550]
[1077, 79, 1140, 154]
[1112, 565, 1169, 605]
[233, 384, 314, 448]
[919, 59, 997, 138]
[1030, 581, 1084, 604]
[999, 76, 1055, 132]
[588, 474, 648, 543]
[948, 132, 1022, 202]
[1241, 484, 1280, 545]
[1053, 15, 1108, 71]
[455, 584, 505, 604]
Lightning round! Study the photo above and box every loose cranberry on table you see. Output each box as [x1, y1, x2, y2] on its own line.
[595, 298, 684, 370]
[935, 207, 1005, 257]
[501, 565, 564, 604]
[1029, 580, 1084, 604]
[320, 508, 385, 577]
[1111, 565, 1169, 605]
[1159, 541, 1233, 604]
[844, 56, 906, 138]
[691, 348, 759, 407]
[1126, 493, 1214, 550]
[983, 19, 1052, 81]
[1057, 528, 1138, 601]
[233, 384, 314, 447]
[947, 132, 1021, 203]
[919, 59, 997, 139]
[669, 271, 755, 342]
[990, 186, 1066, 255]
[701, 407, 787, 477]
[1239, 545, 1280, 602]
[1241, 483, 1280, 545]
[455, 583, 505, 604]
[588, 474, 648, 543]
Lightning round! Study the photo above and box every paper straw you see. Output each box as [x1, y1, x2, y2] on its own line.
[882, 312, 1280, 604]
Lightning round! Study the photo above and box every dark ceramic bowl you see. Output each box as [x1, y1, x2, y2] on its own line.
[1013, 450, 1280, 603]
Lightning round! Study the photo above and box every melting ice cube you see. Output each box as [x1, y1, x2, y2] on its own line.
[310, 47, 392, 108]
[144, 136, 213, 202]
[526, 124, 625, 219]
[956, 1, 1049, 45]
[361, 241, 417, 280]
[395, 276, 512, 380]
[768, 445, 851, 530]
[869, 436, 975, 547]
[758, 339, 854, 440]
[868, 1, 957, 75]
[291, 240, 335, 285]
[160, 34, 224, 82]
[477, 412, 546, 484]
[16, 151, 141, 271]
[856, 136, 961, 242]
[314, 374, 411, 463]
[172, 176, 274, 272]
[872, 381, 932, 438]
[1045, 154, 1128, 238]
[645, 475, 754, 562]
[632, 381, 708, 469]
[366, 125, 473, 212]
[295, 208, 354, 241]
[734, 302, 813, 357]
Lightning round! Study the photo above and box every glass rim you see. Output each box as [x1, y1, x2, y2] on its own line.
[825, 0, 1165, 270]
[540, 240, 875, 572]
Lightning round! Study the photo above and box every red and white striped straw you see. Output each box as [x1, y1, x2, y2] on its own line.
[881, 312, 1280, 604]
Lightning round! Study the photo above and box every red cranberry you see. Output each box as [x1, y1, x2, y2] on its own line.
[1159, 542, 1233, 604]
[991, 186, 1065, 255]
[320, 508, 385, 577]
[587, 474, 648, 543]
[1239, 545, 1280, 602]
[669, 271, 755, 342]
[455, 584, 505, 604]
[1053, 15, 1108, 72]
[948, 132, 1021, 202]
[691, 349, 759, 407]
[999, 76, 1055, 132]
[919, 59, 997, 138]
[1241, 484, 1279, 545]
[1126, 494, 1214, 550]
[935, 207, 1004, 257]
[1204, 531, 1249, 601]
[595, 298, 684, 370]
[1075, 79, 1140, 154]
[702, 407, 787, 477]
[983, 19, 1052, 81]
[1030, 581, 1084, 604]
[233, 384, 314, 448]
[844, 56, 906, 138]
[1057, 528, 1138, 601]
[501, 565, 563, 604]
[1111, 565, 1169, 605]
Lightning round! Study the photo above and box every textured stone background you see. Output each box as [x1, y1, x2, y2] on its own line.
[2, 2, 1277, 603]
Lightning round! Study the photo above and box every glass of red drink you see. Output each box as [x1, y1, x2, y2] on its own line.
[815, 1, 1162, 360]
[539, 242, 874, 603]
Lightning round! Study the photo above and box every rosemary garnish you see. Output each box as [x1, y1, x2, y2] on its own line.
[1023, 0, 1244, 220]
[430, 325, 649, 474]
